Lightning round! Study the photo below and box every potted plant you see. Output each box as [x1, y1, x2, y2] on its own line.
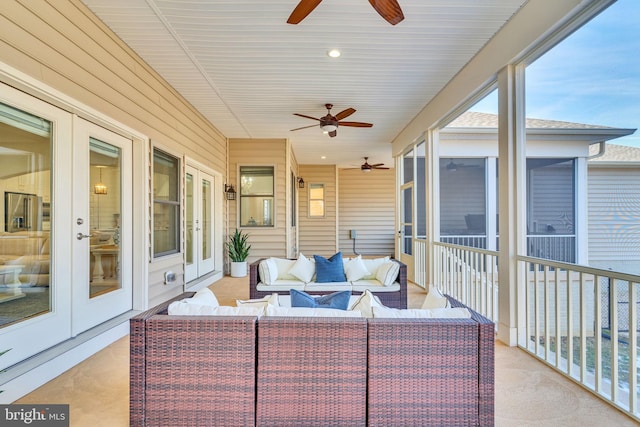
[226, 228, 251, 277]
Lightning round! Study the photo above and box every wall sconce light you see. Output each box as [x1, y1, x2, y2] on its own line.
[297, 177, 305, 188]
[224, 184, 236, 200]
[94, 166, 108, 195]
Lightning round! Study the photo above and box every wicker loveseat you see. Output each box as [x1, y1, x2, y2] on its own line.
[250, 256, 408, 308]
[130, 292, 494, 427]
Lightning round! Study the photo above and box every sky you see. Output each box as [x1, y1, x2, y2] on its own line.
[475, 0, 640, 147]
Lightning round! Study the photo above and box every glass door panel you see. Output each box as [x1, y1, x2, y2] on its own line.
[0, 103, 52, 326]
[89, 139, 121, 297]
[202, 178, 212, 261]
[185, 171, 195, 279]
[0, 86, 73, 370]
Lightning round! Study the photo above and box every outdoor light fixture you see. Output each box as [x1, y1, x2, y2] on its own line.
[224, 184, 236, 200]
[320, 123, 338, 133]
[94, 166, 108, 195]
[297, 177, 305, 188]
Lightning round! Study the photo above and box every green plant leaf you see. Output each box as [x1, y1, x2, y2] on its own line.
[226, 229, 251, 262]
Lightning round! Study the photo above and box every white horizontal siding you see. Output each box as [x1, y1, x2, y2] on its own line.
[228, 139, 289, 263]
[298, 165, 337, 256]
[0, 0, 228, 305]
[588, 167, 640, 274]
[339, 169, 395, 256]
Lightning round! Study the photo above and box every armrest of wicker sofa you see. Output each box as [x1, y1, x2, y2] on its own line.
[367, 299, 494, 427]
[249, 258, 408, 308]
[130, 292, 258, 427]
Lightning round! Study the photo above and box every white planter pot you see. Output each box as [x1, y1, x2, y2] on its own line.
[230, 261, 247, 278]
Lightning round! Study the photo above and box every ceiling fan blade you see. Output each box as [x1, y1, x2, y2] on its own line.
[335, 108, 356, 120]
[328, 130, 337, 138]
[370, 163, 385, 167]
[290, 124, 318, 131]
[338, 121, 373, 128]
[368, 0, 404, 25]
[287, 0, 323, 24]
[293, 113, 320, 121]
[373, 166, 390, 170]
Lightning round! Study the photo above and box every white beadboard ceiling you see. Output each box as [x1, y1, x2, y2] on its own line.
[81, 0, 527, 168]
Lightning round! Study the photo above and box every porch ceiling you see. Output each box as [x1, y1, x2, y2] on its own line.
[81, 0, 527, 168]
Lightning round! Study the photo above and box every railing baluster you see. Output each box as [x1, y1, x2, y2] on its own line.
[629, 280, 638, 414]
[544, 263, 550, 361]
[594, 275, 602, 393]
[611, 278, 619, 403]
[567, 267, 574, 378]
[580, 271, 587, 385]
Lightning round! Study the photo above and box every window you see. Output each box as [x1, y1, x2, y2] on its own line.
[439, 158, 487, 249]
[526, 158, 575, 263]
[240, 166, 274, 227]
[309, 183, 325, 217]
[153, 149, 180, 257]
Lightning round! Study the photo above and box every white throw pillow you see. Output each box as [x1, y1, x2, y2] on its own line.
[168, 302, 264, 316]
[266, 305, 362, 317]
[349, 289, 384, 318]
[375, 261, 400, 286]
[271, 257, 297, 280]
[288, 253, 315, 283]
[361, 257, 390, 280]
[372, 306, 471, 319]
[421, 285, 451, 309]
[259, 258, 278, 285]
[344, 255, 371, 282]
[184, 287, 219, 307]
[236, 293, 280, 308]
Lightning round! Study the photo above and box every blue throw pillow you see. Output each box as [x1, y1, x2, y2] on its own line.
[290, 289, 351, 310]
[313, 252, 346, 283]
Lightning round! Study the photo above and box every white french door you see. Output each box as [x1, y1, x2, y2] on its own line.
[0, 84, 72, 369]
[0, 85, 134, 368]
[71, 118, 132, 335]
[185, 165, 215, 283]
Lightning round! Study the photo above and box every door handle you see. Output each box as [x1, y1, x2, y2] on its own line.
[77, 233, 93, 240]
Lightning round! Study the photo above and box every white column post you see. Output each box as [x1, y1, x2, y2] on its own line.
[497, 64, 527, 346]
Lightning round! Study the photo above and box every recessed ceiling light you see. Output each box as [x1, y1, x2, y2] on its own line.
[327, 49, 341, 58]
[321, 156, 326, 159]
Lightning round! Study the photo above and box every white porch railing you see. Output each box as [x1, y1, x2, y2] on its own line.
[429, 243, 640, 421]
[414, 238, 427, 288]
[432, 242, 499, 322]
[518, 255, 639, 420]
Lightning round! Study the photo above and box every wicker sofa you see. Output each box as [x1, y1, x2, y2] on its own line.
[249, 257, 408, 309]
[130, 292, 494, 427]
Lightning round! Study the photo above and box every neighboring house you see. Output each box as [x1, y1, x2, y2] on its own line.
[588, 143, 640, 275]
[438, 111, 636, 269]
